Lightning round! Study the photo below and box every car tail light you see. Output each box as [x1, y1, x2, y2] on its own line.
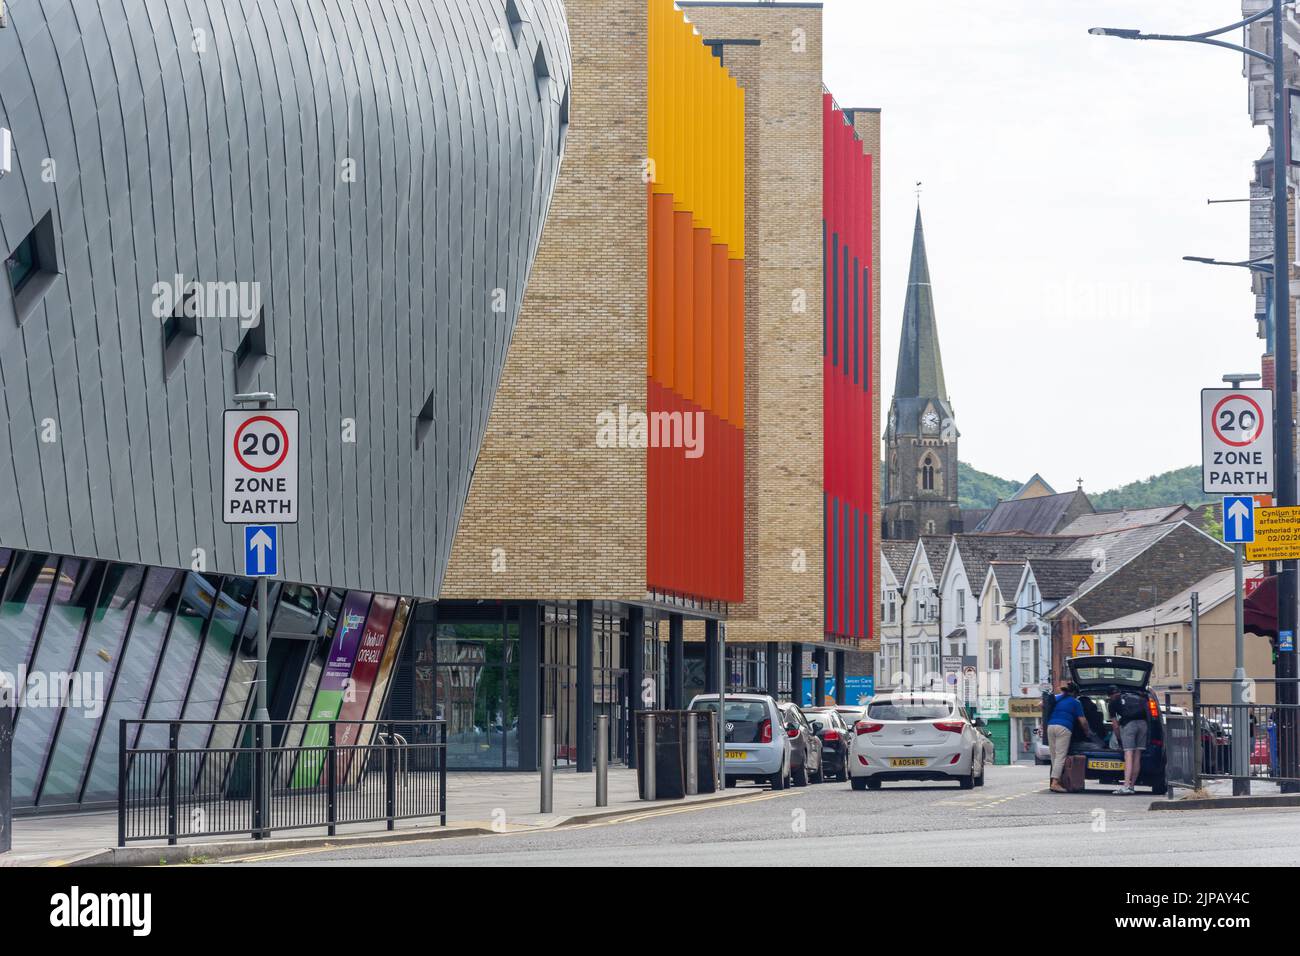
[823, 730, 840, 741]
[855, 721, 883, 735]
[787, 727, 800, 738]
[857, 755, 869, 766]
[1147, 697, 1159, 719]
[933, 721, 965, 733]
[759, 719, 772, 744]
[949, 753, 961, 764]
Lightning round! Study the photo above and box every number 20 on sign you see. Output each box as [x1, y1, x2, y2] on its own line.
[223, 409, 299, 523]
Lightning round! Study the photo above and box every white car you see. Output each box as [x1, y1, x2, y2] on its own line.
[849, 692, 989, 791]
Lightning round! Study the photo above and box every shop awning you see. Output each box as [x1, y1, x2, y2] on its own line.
[1244, 575, 1278, 640]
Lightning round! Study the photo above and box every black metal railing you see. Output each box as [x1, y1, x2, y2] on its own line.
[117, 719, 446, 846]
[1189, 679, 1300, 789]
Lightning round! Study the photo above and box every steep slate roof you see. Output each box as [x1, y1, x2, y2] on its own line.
[975, 489, 1093, 535]
[960, 508, 992, 531]
[1088, 564, 1262, 631]
[1046, 521, 1214, 614]
[918, 535, 950, 579]
[951, 533, 1072, 595]
[989, 560, 1027, 604]
[1057, 504, 1190, 536]
[881, 540, 918, 581]
[1025, 557, 1097, 601]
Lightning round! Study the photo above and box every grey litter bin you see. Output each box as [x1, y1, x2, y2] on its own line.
[634, 710, 719, 799]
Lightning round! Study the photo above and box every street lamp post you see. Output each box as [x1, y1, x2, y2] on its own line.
[1091, 0, 1298, 792]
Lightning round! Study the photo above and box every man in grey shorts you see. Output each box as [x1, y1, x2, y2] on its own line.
[1108, 686, 1148, 794]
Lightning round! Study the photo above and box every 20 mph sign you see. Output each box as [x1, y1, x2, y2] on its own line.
[223, 409, 299, 523]
[1201, 388, 1274, 495]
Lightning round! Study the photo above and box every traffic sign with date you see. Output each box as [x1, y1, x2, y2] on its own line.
[223, 409, 299, 524]
[244, 525, 278, 577]
[1222, 496, 1255, 544]
[1245, 506, 1300, 562]
[1202, 388, 1274, 495]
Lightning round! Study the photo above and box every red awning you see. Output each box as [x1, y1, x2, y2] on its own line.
[1244, 575, 1278, 639]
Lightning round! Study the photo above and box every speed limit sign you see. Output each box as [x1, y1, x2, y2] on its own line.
[1201, 388, 1274, 495]
[223, 409, 299, 523]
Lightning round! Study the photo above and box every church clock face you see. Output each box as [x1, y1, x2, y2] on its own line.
[921, 410, 940, 434]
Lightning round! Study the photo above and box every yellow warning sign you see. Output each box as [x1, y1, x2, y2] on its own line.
[1072, 634, 1095, 657]
[1245, 506, 1300, 562]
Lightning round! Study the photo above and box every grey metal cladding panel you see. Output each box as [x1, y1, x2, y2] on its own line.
[0, 0, 571, 600]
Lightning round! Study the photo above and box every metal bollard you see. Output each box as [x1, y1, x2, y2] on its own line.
[596, 715, 609, 807]
[540, 715, 554, 814]
[686, 711, 698, 795]
[643, 712, 656, 800]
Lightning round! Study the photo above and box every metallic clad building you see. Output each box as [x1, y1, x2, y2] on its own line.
[0, 0, 570, 598]
[0, 1, 570, 808]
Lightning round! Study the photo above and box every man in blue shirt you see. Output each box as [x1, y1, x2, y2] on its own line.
[1047, 683, 1089, 793]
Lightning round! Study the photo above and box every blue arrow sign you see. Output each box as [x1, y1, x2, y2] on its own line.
[1223, 496, 1255, 544]
[244, 525, 278, 577]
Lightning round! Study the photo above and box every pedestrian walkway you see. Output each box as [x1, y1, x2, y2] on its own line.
[2, 768, 736, 867]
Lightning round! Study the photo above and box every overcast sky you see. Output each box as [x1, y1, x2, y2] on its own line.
[816, 0, 1267, 492]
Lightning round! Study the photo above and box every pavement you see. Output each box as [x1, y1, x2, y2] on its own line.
[212, 764, 1300, 867]
[1, 768, 742, 867]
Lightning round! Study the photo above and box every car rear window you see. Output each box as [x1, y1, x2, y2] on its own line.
[866, 699, 954, 721]
[692, 700, 769, 743]
[1072, 663, 1149, 685]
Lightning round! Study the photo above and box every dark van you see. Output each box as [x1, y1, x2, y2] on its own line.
[1059, 656, 1167, 794]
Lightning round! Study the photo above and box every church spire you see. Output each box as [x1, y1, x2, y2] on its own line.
[893, 205, 948, 402]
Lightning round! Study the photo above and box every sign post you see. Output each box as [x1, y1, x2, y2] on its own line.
[1222, 495, 1255, 796]
[224, 397, 297, 837]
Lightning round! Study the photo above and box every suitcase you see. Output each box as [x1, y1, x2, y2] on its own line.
[1061, 754, 1087, 793]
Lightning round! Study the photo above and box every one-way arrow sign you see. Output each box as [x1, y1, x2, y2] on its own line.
[1222, 496, 1255, 545]
[244, 525, 279, 577]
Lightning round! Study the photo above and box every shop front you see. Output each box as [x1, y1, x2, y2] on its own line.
[1010, 697, 1043, 763]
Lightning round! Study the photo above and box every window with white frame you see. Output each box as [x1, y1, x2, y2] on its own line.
[1019, 637, 1038, 685]
[956, 588, 966, 624]
[883, 641, 901, 686]
[987, 638, 1003, 671]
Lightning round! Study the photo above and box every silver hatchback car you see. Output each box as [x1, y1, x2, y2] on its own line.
[689, 693, 795, 790]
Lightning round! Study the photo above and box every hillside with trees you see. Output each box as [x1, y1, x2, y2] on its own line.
[953, 463, 1211, 511]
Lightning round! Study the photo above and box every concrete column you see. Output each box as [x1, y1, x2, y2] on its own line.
[576, 600, 594, 773]
[668, 613, 684, 709]
[834, 650, 847, 705]
[766, 642, 781, 699]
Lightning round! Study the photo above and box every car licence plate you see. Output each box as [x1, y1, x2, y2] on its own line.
[725, 750, 748, 760]
[1088, 759, 1124, 772]
[889, 758, 927, 768]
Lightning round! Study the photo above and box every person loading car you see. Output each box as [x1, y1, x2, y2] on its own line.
[1108, 685, 1148, 794]
[1046, 682, 1089, 793]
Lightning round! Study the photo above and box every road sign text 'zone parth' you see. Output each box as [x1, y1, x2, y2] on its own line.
[223, 409, 299, 524]
[1202, 389, 1274, 495]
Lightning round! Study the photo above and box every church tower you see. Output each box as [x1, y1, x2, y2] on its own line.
[883, 206, 962, 540]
